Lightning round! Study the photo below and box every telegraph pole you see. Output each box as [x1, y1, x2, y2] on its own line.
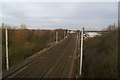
[56, 31, 58, 43]
[67, 30, 69, 37]
[5, 27, 9, 70]
[80, 28, 84, 76]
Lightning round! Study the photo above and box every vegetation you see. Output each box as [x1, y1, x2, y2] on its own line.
[83, 24, 118, 78]
[2, 24, 67, 71]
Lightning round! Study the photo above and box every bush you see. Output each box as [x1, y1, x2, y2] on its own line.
[83, 25, 118, 78]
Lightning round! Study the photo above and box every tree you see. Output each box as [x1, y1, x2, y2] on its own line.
[2, 23, 5, 28]
[20, 24, 27, 29]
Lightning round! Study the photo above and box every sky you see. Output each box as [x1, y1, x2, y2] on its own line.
[1, 2, 118, 30]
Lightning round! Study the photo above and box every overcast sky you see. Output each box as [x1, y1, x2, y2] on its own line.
[1, 2, 118, 30]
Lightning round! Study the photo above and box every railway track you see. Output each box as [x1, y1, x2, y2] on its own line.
[5, 33, 78, 79]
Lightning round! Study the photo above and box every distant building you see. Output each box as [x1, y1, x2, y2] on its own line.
[68, 30, 75, 33]
[84, 32, 101, 38]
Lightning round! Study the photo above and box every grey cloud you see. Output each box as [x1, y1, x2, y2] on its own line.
[1, 2, 118, 30]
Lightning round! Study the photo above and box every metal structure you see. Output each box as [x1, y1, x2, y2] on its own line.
[5, 28, 9, 70]
[80, 28, 84, 76]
